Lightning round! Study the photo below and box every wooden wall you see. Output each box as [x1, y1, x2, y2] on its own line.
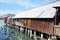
[4, 17, 8, 23]
[17, 18, 54, 35]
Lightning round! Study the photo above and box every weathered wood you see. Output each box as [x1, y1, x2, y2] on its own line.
[18, 19, 54, 35]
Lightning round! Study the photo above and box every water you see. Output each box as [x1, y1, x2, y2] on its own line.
[0, 19, 33, 40]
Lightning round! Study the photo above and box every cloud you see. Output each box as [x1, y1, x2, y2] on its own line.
[0, 0, 56, 8]
[0, 0, 42, 10]
[0, 0, 37, 8]
[0, 0, 15, 3]
[17, 0, 39, 7]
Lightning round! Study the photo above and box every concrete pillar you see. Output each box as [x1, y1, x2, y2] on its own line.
[20, 27, 24, 32]
[34, 31, 37, 40]
[30, 30, 32, 38]
[28, 29, 30, 36]
[34, 31, 36, 36]
[41, 33, 43, 40]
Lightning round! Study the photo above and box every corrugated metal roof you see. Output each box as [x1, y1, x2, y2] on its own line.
[39, 7, 56, 18]
[13, 1, 60, 18]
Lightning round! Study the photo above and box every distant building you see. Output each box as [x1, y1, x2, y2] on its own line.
[4, 14, 15, 25]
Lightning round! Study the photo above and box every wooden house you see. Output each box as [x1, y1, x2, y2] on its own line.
[12, 1, 60, 38]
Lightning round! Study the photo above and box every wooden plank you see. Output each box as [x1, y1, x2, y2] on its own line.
[27, 19, 31, 28]
[48, 21, 54, 35]
[19, 19, 54, 35]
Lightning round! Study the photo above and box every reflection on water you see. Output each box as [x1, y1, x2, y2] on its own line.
[0, 19, 34, 40]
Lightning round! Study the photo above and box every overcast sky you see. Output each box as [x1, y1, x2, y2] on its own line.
[0, 0, 56, 15]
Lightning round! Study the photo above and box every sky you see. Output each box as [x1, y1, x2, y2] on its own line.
[0, 0, 56, 15]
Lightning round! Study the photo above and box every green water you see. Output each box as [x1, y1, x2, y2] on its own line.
[0, 19, 35, 40]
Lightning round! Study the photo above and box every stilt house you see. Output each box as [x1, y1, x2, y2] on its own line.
[13, 1, 60, 36]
